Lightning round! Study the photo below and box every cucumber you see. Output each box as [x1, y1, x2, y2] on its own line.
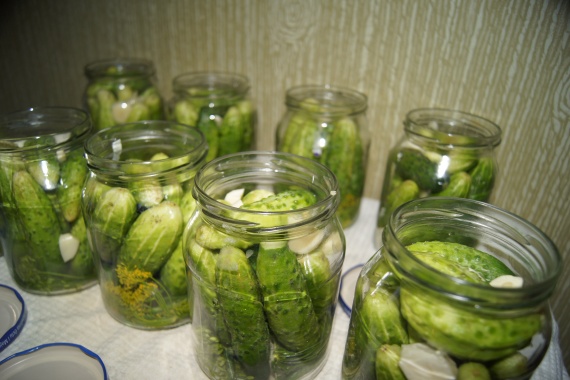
[297, 249, 337, 317]
[119, 201, 183, 273]
[375, 345, 406, 380]
[160, 240, 187, 296]
[324, 117, 365, 226]
[395, 148, 447, 192]
[256, 241, 321, 352]
[215, 245, 271, 377]
[468, 157, 496, 201]
[57, 149, 88, 223]
[434, 171, 472, 198]
[69, 215, 95, 276]
[89, 187, 137, 263]
[12, 170, 62, 264]
[217, 105, 244, 157]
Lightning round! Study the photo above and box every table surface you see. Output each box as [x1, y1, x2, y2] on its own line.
[0, 198, 568, 379]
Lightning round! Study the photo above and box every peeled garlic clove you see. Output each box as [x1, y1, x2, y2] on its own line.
[288, 229, 325, 255]
[224, 188, 245, 207]
[399, 343, 457, 380]
[59, 233, 80, 262]
[490, 275, 523, 288]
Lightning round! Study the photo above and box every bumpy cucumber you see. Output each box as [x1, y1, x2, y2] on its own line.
[401, 242, 539, 361]
[217, 105, 244, 157]
[237, 100, 254, 149]
[377, 179, 419, 228]
[159, 240, 187, 296]
[324, 117, 365, 226]
[468, 157, 496, 201]
[196, 106, 222, 162]
[242, 189, 317, 212]
[195, 224, 251, 250]
[375, 345, 406, 380]
[434, 171, 472, 198]
[119, 201, 183, 273]
[406, 241, 514, 283]
[395, 148, 446, 192]
[12, 170, 62, 264]
[90, 187, 137, 262]
[69, 215, 95, 276]
[57, 149, 89, 223]
[216, 246, 271, 377]
[256, 241, 321, 352]
[297, 249, 336, 317]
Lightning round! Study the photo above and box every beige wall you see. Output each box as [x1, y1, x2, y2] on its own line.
[2, 0, 569, 369]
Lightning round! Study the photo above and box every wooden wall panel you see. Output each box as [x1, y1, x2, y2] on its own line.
[1, 0, 569, 369]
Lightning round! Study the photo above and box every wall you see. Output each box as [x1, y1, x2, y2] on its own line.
[1, 0, 569, 369]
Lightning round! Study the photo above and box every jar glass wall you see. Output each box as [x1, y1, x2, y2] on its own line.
[185, 152, 345, 379]
[167, 71, 255, 162]
[276, 84, 370, 228]
[375, 108, 502, 247]
[84, 58, 165, 132]
[82, 120, 207, 329]
[0, 106, 95, 294]
[343, 197, 561, 380]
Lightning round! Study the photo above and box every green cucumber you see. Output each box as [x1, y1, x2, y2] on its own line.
[216, 245, 271, 377]
[57, 149, 89, 223]
[160, 240, 188, 296]
[12, 170, 62, 263]
[468, 157, 496, 201]
[256, 241, 321, 352]
[375, 345, 406, 380]
[395, 148, 446, 192]
[119, 201, 183, 273]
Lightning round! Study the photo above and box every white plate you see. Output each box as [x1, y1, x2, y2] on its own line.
[339, 264, 364, 316]
[0, 284, 26, 353]
[0, 343, 108, 380]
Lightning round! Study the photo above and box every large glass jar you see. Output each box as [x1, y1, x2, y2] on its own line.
[84, 58, 165, 132]
[0, 106, 95, 294]
[82, 120, 207, 329]
[167, 71, 255, 162]
[375, 108, 502, 247]
[276, 85, 370, 228]
[185, 152, 345, 379]
[344, 197, 561, 380]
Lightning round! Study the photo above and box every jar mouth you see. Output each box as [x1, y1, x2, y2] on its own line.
[84, 120, 208, 178]
[383, 197, 561, 307]
[84, 58, 156, 79]
[172, 71, 250, 100]
[0, 106, 92, 152]
[404, 108, 502, 148]
[193, 151, 340, 235]
[285, 84, 367, 116]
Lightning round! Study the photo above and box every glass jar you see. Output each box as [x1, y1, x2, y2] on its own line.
[276, 85, 370, 228]
[185, 152, 345, 379]
[375, 108, 502, 247]
[0, 106, 95, 294]
[83, 58, 165, 132]
[167, 71, 255, 162]
[82, 120, 207, 329]
[343, 197, 561, 380]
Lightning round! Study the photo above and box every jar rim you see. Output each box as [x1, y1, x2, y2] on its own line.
[383, 197, 561, 306]
[192, 151, 340, 234]
[285, 84, 368, 115]
[84, 58, 156, 79]
[404, 108, 502, 148]
[84, 120, 208, 176]
[172, 71, 250, 99]
[0, 106, 92, 152]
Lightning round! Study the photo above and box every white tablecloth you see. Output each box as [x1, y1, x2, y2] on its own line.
[0, 198, 568, 379]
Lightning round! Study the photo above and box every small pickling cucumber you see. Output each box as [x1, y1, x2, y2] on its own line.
[467, 157, 496, 201]
[215, 246, 271, 377]
[57, 149, 89, 223]
[375, 345, 406, 380]
[12, 170, 62, 263]
[297, 249, 337, 317]
[217, 105, 244, 157]
[395, 148, 447, 192]
[256, 241, 321, 352]
[324, 117, 365, 226]
[434, 171, 472, 198]
[119, 201, 183, 273]
[194, 224, 251, 251]
[89, 187, 138, 262]
[159, 240, 187, 296]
